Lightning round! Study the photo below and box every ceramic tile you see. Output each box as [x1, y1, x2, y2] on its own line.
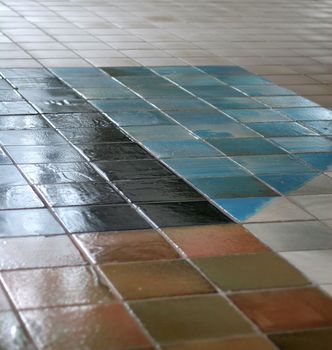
[91, 99, 153, 113]
[231, 288, 332, 332]
[38, 183, 125, 206]
[271, 136, 332, 153]
[149, 97, 210, 111]
[237, 85, 295, 96]
[190, 176, 277, 199]
[73, 229, 178, 264]
[255, 96, 318, 108]
[0, 114, 50, 130]
[247, 122, 316, 137]
[130, 295, 254, 343]
[9, 77, 66, 89]
[94, 159, 173, 181]
[21, 304, 151, 350]
[44, 112, 113, 128]
[208, 97, 266, 109]
[194, 122, 258, 138]
[0, 129, 66, 146]
[19, 162, 104, 184]
[291, 194, 332, 220]
[186, 85, 245, 97]
[0, 286, 10, 311]
[246, 221, 332, 251]
[0, 101, 36, 115]
[194, 252, 308, 292]
[303, 121, 332, 135]
[0, 185, 43, 209]
[277, 107, 332, 121]
[140, 201, 232, 227]
[101, 259, 214, 300]
[281, 250, 332, 284]
[56, 204, 151, 233]
[19, 88, 80, 102]
[0, 165, 28, 185]
[295, 153, 332, 172]
[78, 87, 137, 99]
[33, 100, 97, 114]
[0, 149, 12, 165]
[223, 109, 291, 123]
[0, 235, 84, 270]
[269, 328, 332, 350]
[164, 224, 268, 257]
[2, 266, 115, 309]
[114, 177, 203, 203]
[0, 311, 34, 350]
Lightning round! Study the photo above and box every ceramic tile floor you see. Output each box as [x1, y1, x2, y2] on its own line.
[0, 65, 331, 350]
[1, 0, 332, 348]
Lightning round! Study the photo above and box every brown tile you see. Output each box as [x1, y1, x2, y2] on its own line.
[163, 224, 268, 258]
[0, 236, 85, 270]
[0, 311, 34, 350]
[162, 336, 276, 350]
[231, 288, 332, 332]
[21, 304, 152, 350]
[130, 295, 254, 344]
[194, 252, 309, 292]
[0, 286, 11, 311]
[73, 230, 178, 264]
[2, 266, 115, 309]
[101, 260, 214, 300]
[269, 328, 332, 350]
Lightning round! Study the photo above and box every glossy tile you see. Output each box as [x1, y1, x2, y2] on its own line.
[101, 259, 214, 300]
[0, 149, 11, 165]
[44, 112, 113, 128]
[0, 286, 10, 311]
[224, 109, 290, 123]
[277, 107, 332, 121]
[19, 88, 80, 102]
[256, 96, 318, 108]
[0, 129, 66, 145]
[0, 101, 36, 115]
[0, 165, 27, 185]
[231, 288, 332, 332]
[55, 205, 151, 233]
[194, 122, 258, 138]
[164, 224, 268, 257]
[246, 221, 332, 252]
[2, 266, 115, 309]
[39, 182, 124, 206]
[0, 185, 43, 209]
[91, 98, 153, 113]
[0, 114, 50, 130]
[208, 97, 266, 109]
[0, 235, 84, 270]
[295, 152, 332, 171]
[130, 295, 254, 343]
[303, 121, 332, 135]
[33, 100, 96, 114]
[247, 122, 316, 137]
[21, 304, 152, 350]
[271, 136, 332, 153]
[74, 229, 178, 264]
[140, 201, 232, 227]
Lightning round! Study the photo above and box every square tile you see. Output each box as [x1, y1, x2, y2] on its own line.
[303, 121, 332, 136]
[231, 288, 332, 332]
[0, 101, 36, 115]
[247, 122, 316, 137]
[290, 194, 332, 219]
[194, 252, 308, 292]
[0, 129, 66, 146]
[0, 235, 84, 270]
[38, 183, 125, 206]
[223, 109, 290, 123]
[0, 115, 50, 130]
[0, 286, 10, 311]
[140, 201, 232, 227]
[245, 221, 332, 252]
[0, 185, 43, 209]
[73, 229, 178, 264]
[2, 266, 115, 309]
[0, 165, 27, 185]
[21, 304, 151, 350]
[281, 250, 332, 284]
[130, 295, 254, 343]
[101, 260, 214, 300]
[55, 205, 151, 233]
[44, 112, 113, 128]
[277, 107, 332, 121]
[164, 224, 268, 257]
[271, 136, 332, 153]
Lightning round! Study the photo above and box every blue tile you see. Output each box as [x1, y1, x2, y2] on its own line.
[123, 125, 195, 141]
[294, 153, 332, 172]
[234, 154, 316, 175]
[144, 140, 222, 159]
[214, 197, 278, 222]
[78, 87, 137, 99]
[64, 77, 119, 88]
[167, 111, 233, 126]
[208, 97, 266, 109]
[236, 85, 295, 96]
[184, 85, 245, 97]
[272, 136, 332, 153]
[277, 107, 332, 121]
[197, 66, 250, 75]
[103, 66, 155, 77]
[151, 66, 201, 75]
[106, 110, 173, 126]
[164, 157, 248, 178]
[91, 99, 154, 112]
[51, 67, 105, 77]
[255, 96, 318, 108]
[207, 138, 286, 156]
[259, 173, 319, 194]
[302, 121, 332, 135]
[149, 98, 210, 111]
[218, 75, 272, 85]
[247, 122, 317, 137]
[223, 109, 291, 123]
[194, 122, 258, 138]
[190, 176, 277, 199]
[166, 74, 222, 87]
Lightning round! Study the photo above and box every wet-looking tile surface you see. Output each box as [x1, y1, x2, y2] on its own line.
[0, 66, 332, 350]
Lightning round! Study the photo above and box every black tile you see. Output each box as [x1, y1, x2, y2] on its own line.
[78, 143, 152, 161]
[114, 177, 204, 203]
[19, 88, 80, 102]
[0, 101, 36, 115]
[0, 185, 43, 209]
[19, 162, 104, 185]
[0, 115, 50, 130]
[59, 127, 129, 144]
[55, 204, 151, 233]
[38, 182, 125, 207]
[44, 113, 112, 128]
[0, 208, 64, 237]
[93, 159, 173, 181]
[9, 77, 66, 89]
[33, 100, 96, 114]
[0, 130, 65, 146]
[139, 201, 232, 227]
[0, 165, 27, 185]
[6, 145, 84, 164]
